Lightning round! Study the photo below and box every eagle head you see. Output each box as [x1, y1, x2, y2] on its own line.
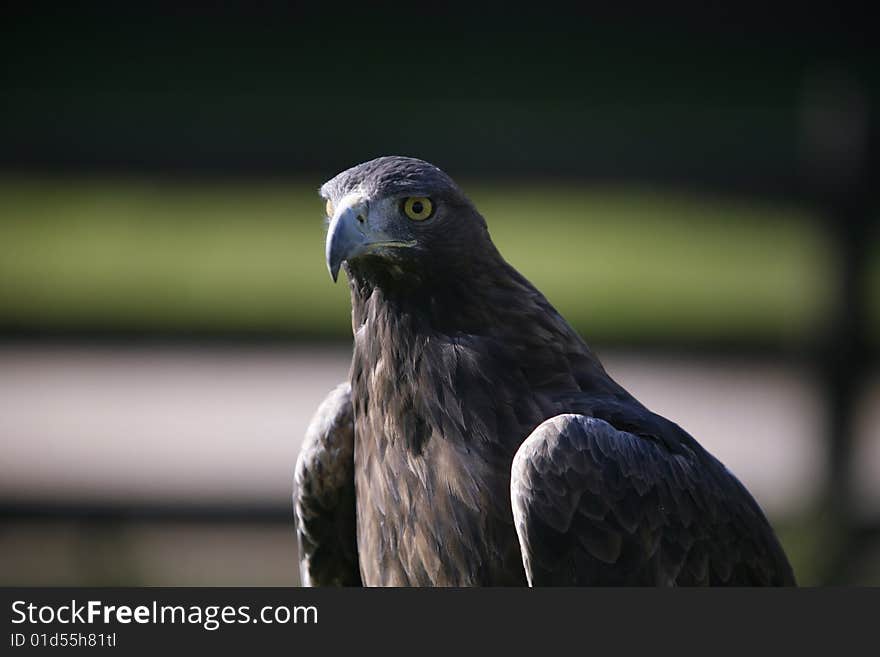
[320, 156, 492, 283]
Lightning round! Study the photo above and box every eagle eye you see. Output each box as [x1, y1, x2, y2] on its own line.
[402, 197, 434, 221]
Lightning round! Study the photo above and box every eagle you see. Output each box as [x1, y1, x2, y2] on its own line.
[293, 156, 796, 586]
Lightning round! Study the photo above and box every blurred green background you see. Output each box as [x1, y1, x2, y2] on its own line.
[1, 178, 864, 342]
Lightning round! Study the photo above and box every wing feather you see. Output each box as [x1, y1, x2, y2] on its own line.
[511, 413, 796, 586]
[293, 382, 361, 586]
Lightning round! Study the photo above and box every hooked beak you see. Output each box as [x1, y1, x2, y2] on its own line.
[325, 199, 415, 282]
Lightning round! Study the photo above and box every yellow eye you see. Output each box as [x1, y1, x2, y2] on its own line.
[325, 199, 334, 217]
[403, 197, 433, 221]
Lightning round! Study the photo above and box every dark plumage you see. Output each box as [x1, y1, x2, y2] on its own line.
[293, 156, 796, 586]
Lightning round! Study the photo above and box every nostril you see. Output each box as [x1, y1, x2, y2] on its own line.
[356, 214, 366, 223]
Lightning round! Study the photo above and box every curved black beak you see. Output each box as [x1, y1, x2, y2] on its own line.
[325, 201, 416, 282]
[325, 204, 367, 282]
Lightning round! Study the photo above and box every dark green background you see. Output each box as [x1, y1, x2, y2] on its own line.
[1, 4, 876, 343]
[3, 5, 875, 183]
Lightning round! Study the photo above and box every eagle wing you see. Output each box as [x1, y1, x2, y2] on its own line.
[293, 382, 362, 586]
[510, 413, 796, 586]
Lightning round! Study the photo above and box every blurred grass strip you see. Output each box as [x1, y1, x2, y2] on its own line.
[0, 178, 848, 342]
